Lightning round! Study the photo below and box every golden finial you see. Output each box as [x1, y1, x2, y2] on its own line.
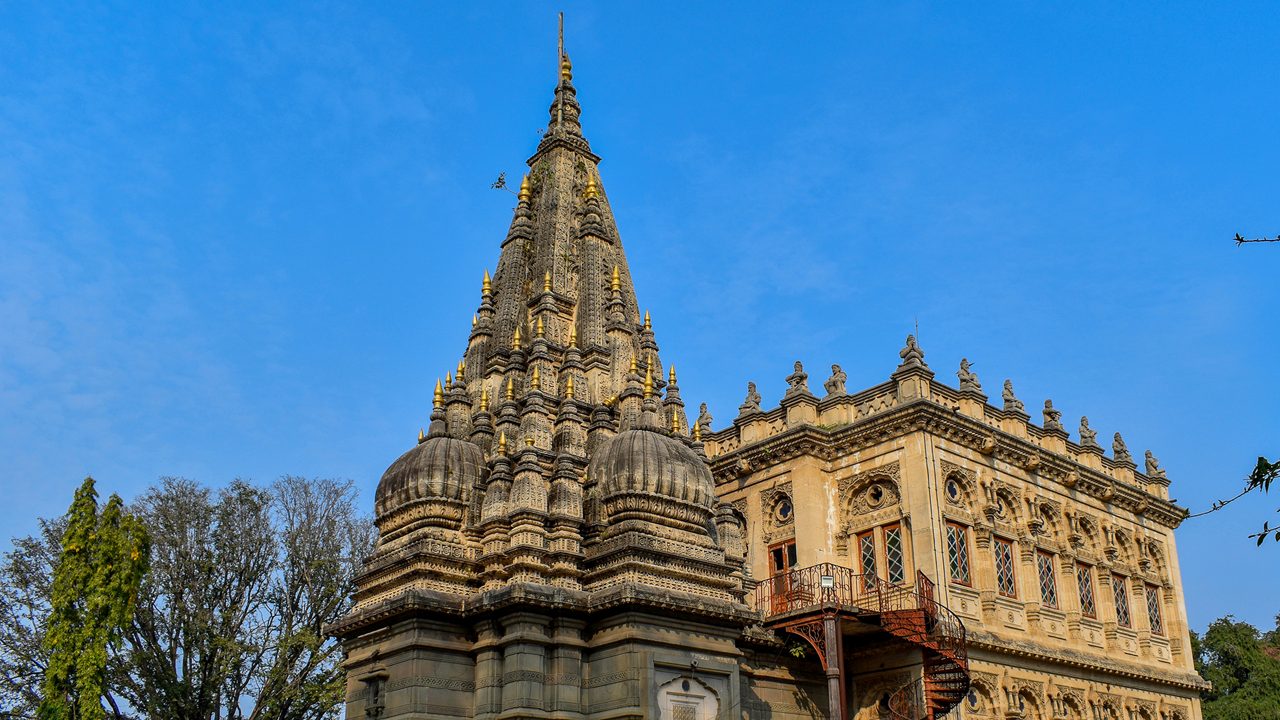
[644, 366, 653, 399]
[643, 310, 652, 331]
[418, 427, 425, 442]
[518, 174, 531, 202]
[669, 364, 677, 384]
[512, 326, 522, 350]
[693, 422, 702, 442]
[611, 266, 620, 293]
[629, 355, 638, 374]
[526, 436, 535, 447]
[584, 175, 599, 200]
[544, 271, 552, 292]
[433, 379, 444, 408]
[536, 315, 545, 338]
[531, 366, 541, 390]
[671, 412, 680, 434]
[482, 269, 492, 295]
[498, 432, 508, 454]
[569, 324, 578, 348]
[505, 377, 514, 400]
[566, 375, 575, 399]
[456, 360, 465, 382]
[481, 384, 489, 407]
[445, 371, 452, 388]
[472, 315, 478, 328]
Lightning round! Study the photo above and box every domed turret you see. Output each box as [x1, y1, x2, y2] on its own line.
[375, 404, 487, 540]
[589, 423, 716, 538]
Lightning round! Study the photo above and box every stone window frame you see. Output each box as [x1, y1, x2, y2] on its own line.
[883, 522, 906, 585]
[1112, 573, 1132, 628]
[1076, 562, 1097, 618]
[945, 521, 972, 586]
[857, 529, 877, 587]
[1036, 550, 1059, 609]
[1145, 582, 1165, 636]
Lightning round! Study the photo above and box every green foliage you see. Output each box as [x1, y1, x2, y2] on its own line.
[1195, 615, 1280, 720]
[1248, 457, 1280, 545]
[39, 478, 149, 720]
[0, 518, 64, 715]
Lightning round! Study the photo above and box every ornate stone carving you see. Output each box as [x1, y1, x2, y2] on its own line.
[1043, 399, 1064, 432]
[696, 402, 713, 436]
[958, 358, 983, 393]
[1079, 416, 1101, 449]
[783, 361, 811, 398]
[738, 381, 762, 416]
[1002, 379, 1025, 414]
[823, 364, 847, 396]
[897, 334, 927, 370]
[1144, 450, 1167, 480]
[1113, 432, 1133, 464]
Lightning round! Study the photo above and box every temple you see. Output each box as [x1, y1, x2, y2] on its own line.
[330, 23, 1207, 720]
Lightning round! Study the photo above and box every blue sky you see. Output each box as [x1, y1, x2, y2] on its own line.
[1, 3, 1277, 631]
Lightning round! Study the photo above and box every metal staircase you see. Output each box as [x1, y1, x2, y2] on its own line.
[756, 563, 970, 720]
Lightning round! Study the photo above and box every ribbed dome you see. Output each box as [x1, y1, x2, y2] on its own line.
[590, 427, 715, 512]
[374, 434, 486, 525]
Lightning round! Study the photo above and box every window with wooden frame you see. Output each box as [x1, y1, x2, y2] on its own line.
[857, 530, 877, 589]
[945, 522, 972, 586]
[769, 540, 797, 576]
[883, 523, 906, 584]
[1112, 574, 1132, 628]
[1036, 551, 1058, 608]
[1077, 563, 1097, 618]
[994, 537, 1017, 598]
[1146, 583, 1164, 635]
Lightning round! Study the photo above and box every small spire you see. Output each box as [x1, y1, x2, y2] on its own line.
[512, 326, 522, 350]
[558, 12, 572, 83]
[445, 371, 452, 387]
[584, 175, 599, 200]
[544, 271, 552, 292]
[482, 269, 492, 296]
[566, 375, 575, 399]
[472, 315, 478, 328]
[505, 376, 515, 400]
[498, 431, 508, 454]
[693, 421, 702, 442]
[433, 379, 444, 408]
[481, 384, 489, 407]
[671, 411, 681, 434]
[531, 366, 541, 390]
[518, 175, 531, 203]
[643, 310, 652, 331]
[536, 315, 545, 338]
[569, 324, 578, 348]
[456, 360, 465, 382]
[629, 355, 638, 374]
[644, 365, 654, 399]
[668, 364, 677, 384]
[418, 427, 425, 443]
[611, 266, 621, 293]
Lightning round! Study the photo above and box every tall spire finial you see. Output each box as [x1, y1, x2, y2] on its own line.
[611, 266, 621, 293]
[517, 175, 531, 203]
[558, 12, 570, 82]
[434, 379, 444, 408]
[482, 269, 492, 296]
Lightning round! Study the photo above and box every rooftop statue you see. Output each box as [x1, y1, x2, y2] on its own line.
[1043, 399, 1064, 432]
[1145, 450, 1168, 480]
[1079, 416, 1101, 449]
[1113, 432, 1134, 464]
[957, 358, 982, 393]
[738, 381, 763, 416]
[824, 364, 847, 397]
[696, 402, 714, 436]
[1002, 379, 1025, 414]
[784, 361, 811, 398]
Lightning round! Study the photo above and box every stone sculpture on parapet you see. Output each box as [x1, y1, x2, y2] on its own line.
[957, 358, 982, 393]
[738, 381, 762, 417]
[1002, 379, 1025, 414]
[824, 364, 847, 397]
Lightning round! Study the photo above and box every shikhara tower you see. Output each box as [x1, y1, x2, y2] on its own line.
[331, 27, 754, 720]
[333, 20, 1206, 720]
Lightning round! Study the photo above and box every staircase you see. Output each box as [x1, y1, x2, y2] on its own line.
[756, 564, 970, 720]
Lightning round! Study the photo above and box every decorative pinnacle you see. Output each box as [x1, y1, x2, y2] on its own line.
[584, 175, 599, 200]
[498, 432, 507, 454]
[433, 379, 444, 408]
[629, 355, 638, 374]
[693, 421, 702, 442]
[525, 436, 535, 447]
[668, 364, 677, 384]
[644, 365, 654, 399]
[531, 366, 541, 390]
[505, 376, 514, 400]
[472, 315, 478, 328]
[481, 385, 489, 407]
[643, 310, 652, 331]
[536, 315, 545, 338]
[445, 371, 452, 387]
[418, 427, 425, 443]
[456, 360, 465, 382]
[611, 266, 621, 293]
[565, 375, 575, 399]
[482, 269, 492, 296]
[544, 271, 552, 292]
[670, 412, 680, 434]
[518, 175, 531, 203]
[569, 324, 578, 348]
[512, 326, 522, 350]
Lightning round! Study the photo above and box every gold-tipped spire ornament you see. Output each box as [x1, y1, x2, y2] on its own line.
[644, 366, 654, 399]
[644, 310, 652, 331]
[671, 412, 680, 434]
[584, 175, 599, 200]
[481, 384, 489, 408]
[536, 315, 545, 338]
[482, 269, 492, 295]
[569, 324, 578, 348]
[629, 355, 638, 374]
[543, 271, 552, 292]
[472, 315, 478, 328]
[433, 379, 444, 408]
[518, 174, 531, 202]
[418, 427, 425, 443]
[498, 432, 508, 454]
[693, 421, 702, 442]
[505, 377, 515, 400]
[669, 365, 677, 384]
[456, 360, 465, 382]
[512, 326, 522, 350]
[565, 375, 575, 399]
[445, 372, 452, 387]
[531, 366, 541, 390]
[611, 266, 620, 293]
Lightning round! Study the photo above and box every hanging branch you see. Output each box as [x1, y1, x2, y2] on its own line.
[1234, 233, 1280, 245]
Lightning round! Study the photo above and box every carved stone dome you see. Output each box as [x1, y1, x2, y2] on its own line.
[374, 431, 486, 535]
[590, 426, 715, 535]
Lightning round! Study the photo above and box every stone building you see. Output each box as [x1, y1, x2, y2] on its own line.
[331, 33, 1206, 720]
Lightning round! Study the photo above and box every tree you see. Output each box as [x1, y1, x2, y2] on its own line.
[1247, 457, 1279, 545]
[1194, 615, 1280, 720]
[118, 476, 373, 720]
[39, 478, 150, 720]
[0, 518, 64, 717]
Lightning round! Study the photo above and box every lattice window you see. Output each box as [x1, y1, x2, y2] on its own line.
[946, 523, 971, 585]
[994, 537, 1017, 598]
[1077, 563, 1096, 618]
[859, 531, 877, 589]
[1037, 551, 1058, 608]
[1146, 584, 1164, 635]
[884, 524, 905, 584]
[1112, 574, 1131, 627]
